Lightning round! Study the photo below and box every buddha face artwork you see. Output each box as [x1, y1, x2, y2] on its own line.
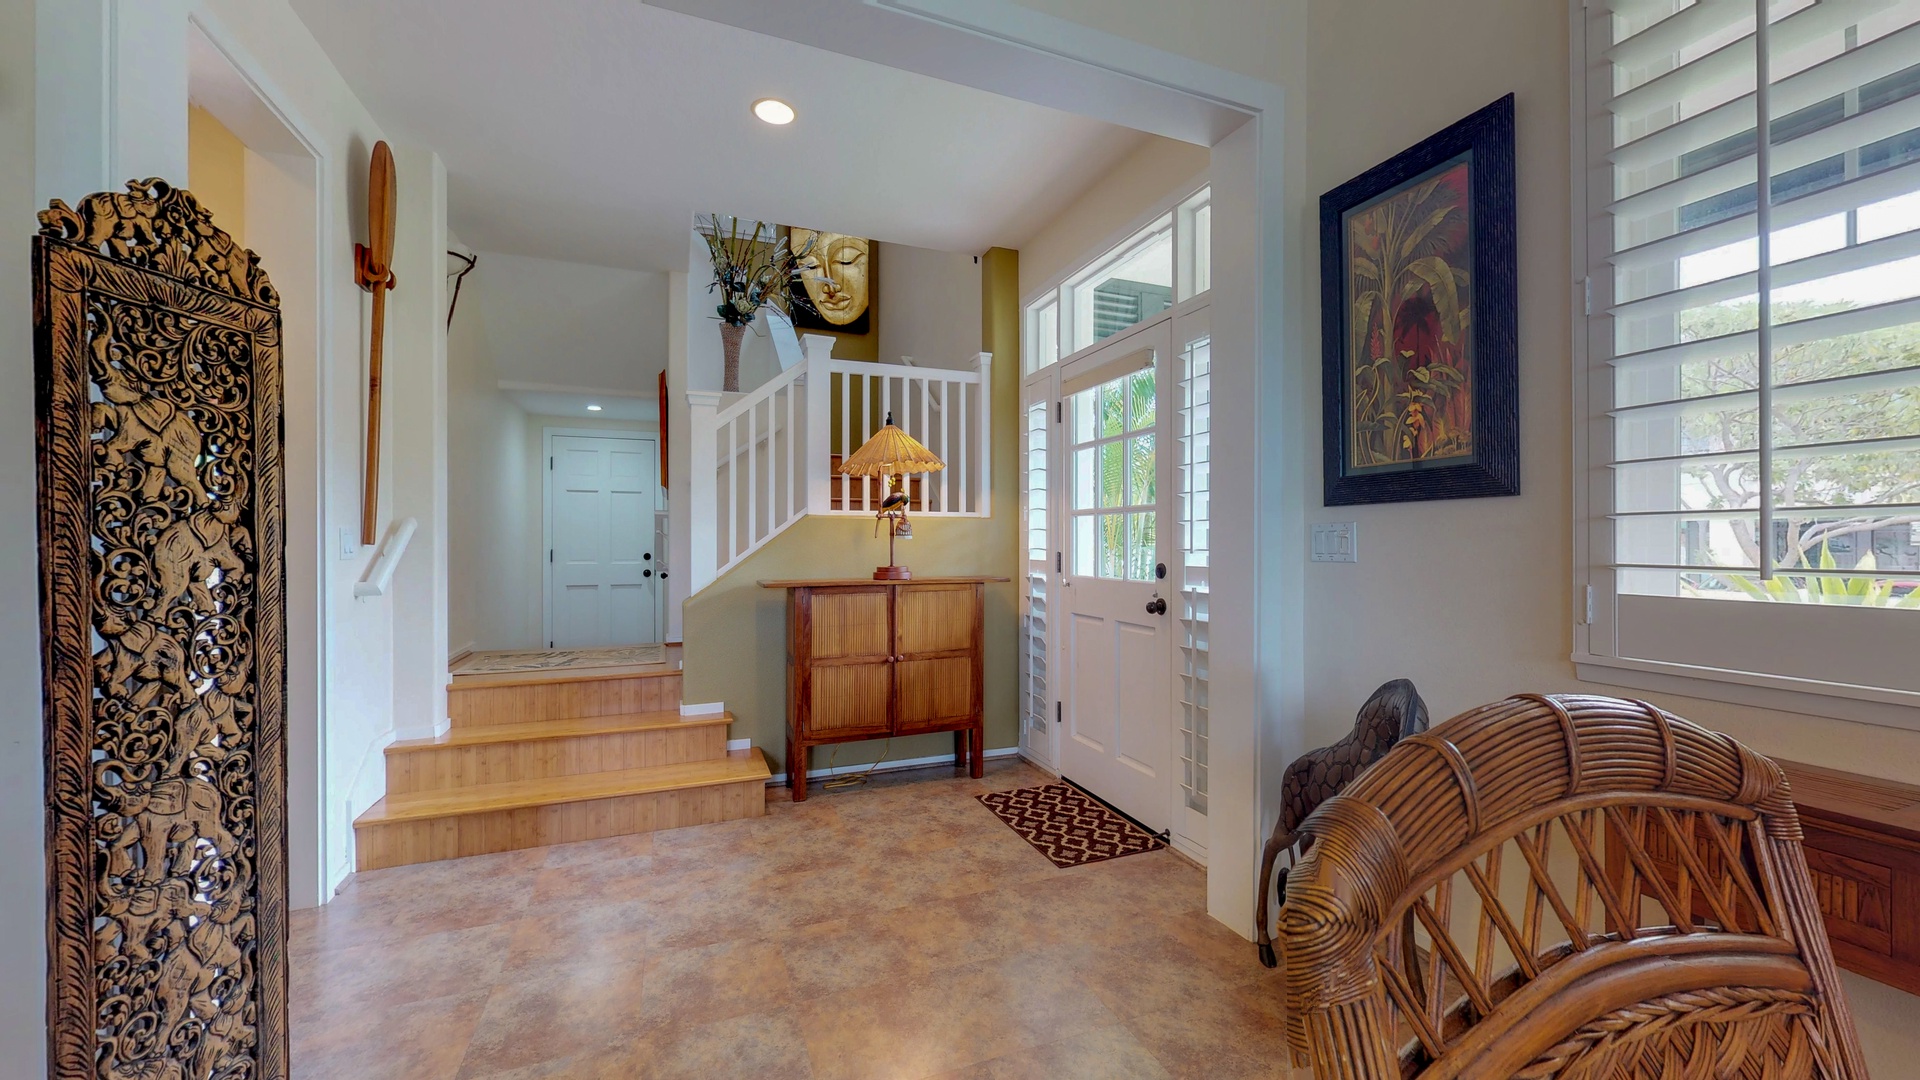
[790, 229, 873, 335]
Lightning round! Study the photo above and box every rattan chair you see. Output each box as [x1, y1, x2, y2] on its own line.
[1279, 694, 1868, 1079]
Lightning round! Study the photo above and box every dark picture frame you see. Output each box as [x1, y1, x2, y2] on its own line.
[1321, 94, 1518, 506]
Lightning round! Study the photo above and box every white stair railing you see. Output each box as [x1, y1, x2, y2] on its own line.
[687, 338, 991, 592]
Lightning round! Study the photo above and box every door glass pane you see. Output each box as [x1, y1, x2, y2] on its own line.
[1129, 369, 1156, 431]
[1099, 381, 1126, 439]
[1067, 363, 1161, 581]
[1128, 511, 1156, 581]
[1099, 513, 1126, 578]
[1128, 434, 1156, 505]
[1099, 442, 1126, 508]
[1074, 447, 1096, 508]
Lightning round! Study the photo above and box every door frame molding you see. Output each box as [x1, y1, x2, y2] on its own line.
[541, 426, 663, 648]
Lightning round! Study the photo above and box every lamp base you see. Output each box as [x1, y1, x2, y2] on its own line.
[873, 565, 913, 580]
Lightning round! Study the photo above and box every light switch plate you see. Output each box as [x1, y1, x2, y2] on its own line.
[1311, 522, 1358, 563]
[339, 526, 359, 561]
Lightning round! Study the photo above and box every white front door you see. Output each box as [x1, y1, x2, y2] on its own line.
[1057, 321, 1173, 833]
[547, 433, 659, 648]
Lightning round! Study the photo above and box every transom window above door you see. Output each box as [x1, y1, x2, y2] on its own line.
[1070, 364, 1158, 580]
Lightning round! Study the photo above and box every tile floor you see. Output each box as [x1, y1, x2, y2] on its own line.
[291, 760, 1295, 1079]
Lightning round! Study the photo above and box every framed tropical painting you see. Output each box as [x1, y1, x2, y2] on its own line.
[1321, 94, 1518, 506]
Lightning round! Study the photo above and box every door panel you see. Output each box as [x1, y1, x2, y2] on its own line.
[809, 588, 890, 659]
[547, 433, 659, 647]
[895, 585, 974, 654]
[894, 656, 976, 732]
[809, 663, 892, 736]
[1056, 321, 1175, 833]
[1066, 611, 1115, 756]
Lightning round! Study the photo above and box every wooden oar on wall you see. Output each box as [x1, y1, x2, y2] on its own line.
[356, 141, 398, 546]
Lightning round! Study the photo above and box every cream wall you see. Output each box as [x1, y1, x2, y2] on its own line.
[1293, 0, 1919, 1063]
[448, 283, 534, 655]
[472, 251, 670, 393]
[680, 248, 1021, 770]
[1017, 135, 1210, 302]
[1019, 0, 1918, 1066]
[23, 0, 454, 921]
[0, 2, 43, 1066]
[876, 243, 983, 370]
[187, 104, 246, 246]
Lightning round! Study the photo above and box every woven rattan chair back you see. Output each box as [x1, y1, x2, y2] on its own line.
[1279, 694, 1868, 1080]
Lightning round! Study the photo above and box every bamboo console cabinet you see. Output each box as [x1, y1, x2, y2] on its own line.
[763, 577, 1006, 800]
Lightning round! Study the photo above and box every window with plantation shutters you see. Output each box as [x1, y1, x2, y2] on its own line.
[1575, 0, 1920, 717]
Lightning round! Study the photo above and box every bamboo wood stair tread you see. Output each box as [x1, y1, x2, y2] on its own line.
[355, 748, 770, 826]
[386, 710, 733, 754]
[447, 665, 681, 691]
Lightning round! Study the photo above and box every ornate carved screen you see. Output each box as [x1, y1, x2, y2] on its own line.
[34, 180, 287, 1080]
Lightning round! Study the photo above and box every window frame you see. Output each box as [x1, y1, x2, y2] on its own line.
[1569, 0, 1920, 733]
[1025, 177, 1212, 374]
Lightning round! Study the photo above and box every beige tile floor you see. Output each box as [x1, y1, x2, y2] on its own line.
[291, 760, 1296, 1079]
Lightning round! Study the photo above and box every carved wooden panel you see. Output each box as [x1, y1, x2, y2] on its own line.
[35, 180, 287, 1080]
[1633, 758, 1920, 996]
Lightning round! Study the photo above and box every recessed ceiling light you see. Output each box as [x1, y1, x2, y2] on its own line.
[752, 98, 796, 126]
[586, 404, 603, 412]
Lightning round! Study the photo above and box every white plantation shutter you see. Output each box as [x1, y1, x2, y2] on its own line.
[1020, 377, 1056, 766]
[1578, 0, 1920, 709]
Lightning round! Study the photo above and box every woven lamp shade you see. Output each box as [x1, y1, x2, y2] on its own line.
[837, 417, 946, 476]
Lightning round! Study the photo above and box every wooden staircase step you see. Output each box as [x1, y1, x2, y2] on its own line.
[353, 749, 770, 871]
[384, 711, 735, 794]
[447, 668, 682, 727]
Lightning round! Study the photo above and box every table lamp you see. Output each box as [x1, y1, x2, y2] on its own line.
[837, 412, 945, 580]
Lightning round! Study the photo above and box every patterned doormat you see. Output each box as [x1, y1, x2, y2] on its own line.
[451, 644, 666, 676]
[977, 781, 1165, 868]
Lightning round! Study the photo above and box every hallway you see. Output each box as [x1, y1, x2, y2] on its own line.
[290, 761, 1291, 1079]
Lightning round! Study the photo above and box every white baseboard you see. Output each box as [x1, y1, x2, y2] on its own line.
[767, 746, 1020, 786]
[727, 738, 751, 752]
[1015, 749, 1060, 777]
[448, 641, 477, 667]
[680, 701, 725, 717]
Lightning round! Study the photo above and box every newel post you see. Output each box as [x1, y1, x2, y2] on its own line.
[973, 351, 993, 516]
[803, 334, 834, 513]
[687, 389, 723, 591]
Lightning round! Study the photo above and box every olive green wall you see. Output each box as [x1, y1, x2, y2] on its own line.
[683, 247, 1022, 774]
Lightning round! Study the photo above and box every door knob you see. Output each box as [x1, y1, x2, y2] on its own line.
[1146, 597, 1167, 615]
[643, 569, 652, 577]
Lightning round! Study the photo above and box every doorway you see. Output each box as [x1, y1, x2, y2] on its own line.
[543, 429, 663, 647]
[1056, 318, 1175, 833]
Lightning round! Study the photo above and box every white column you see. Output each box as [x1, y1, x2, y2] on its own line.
[803, 334, 834, 514]
[686, 389, 723, 592]
[384, 146, 450, 739]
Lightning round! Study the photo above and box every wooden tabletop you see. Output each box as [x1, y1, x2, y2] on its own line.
[759, 575, 1011, 588]
[1777, 758, 1920, 849]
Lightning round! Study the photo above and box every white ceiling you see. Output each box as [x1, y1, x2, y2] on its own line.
[287, 0, 1156, 271]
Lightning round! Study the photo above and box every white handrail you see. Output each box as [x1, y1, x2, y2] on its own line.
[354, 517, 418, 599]
[686, 341, 994, 594]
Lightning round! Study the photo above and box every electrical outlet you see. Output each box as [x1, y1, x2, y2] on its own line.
[1310, 522, 1358, 563]
[339, 527, 359, 561]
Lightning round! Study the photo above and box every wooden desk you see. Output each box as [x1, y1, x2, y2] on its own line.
[762, 577, 1007, 800]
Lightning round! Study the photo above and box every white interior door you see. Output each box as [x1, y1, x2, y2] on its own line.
[1057, 321, 1174, 833]
[546, 433, 659, 648]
